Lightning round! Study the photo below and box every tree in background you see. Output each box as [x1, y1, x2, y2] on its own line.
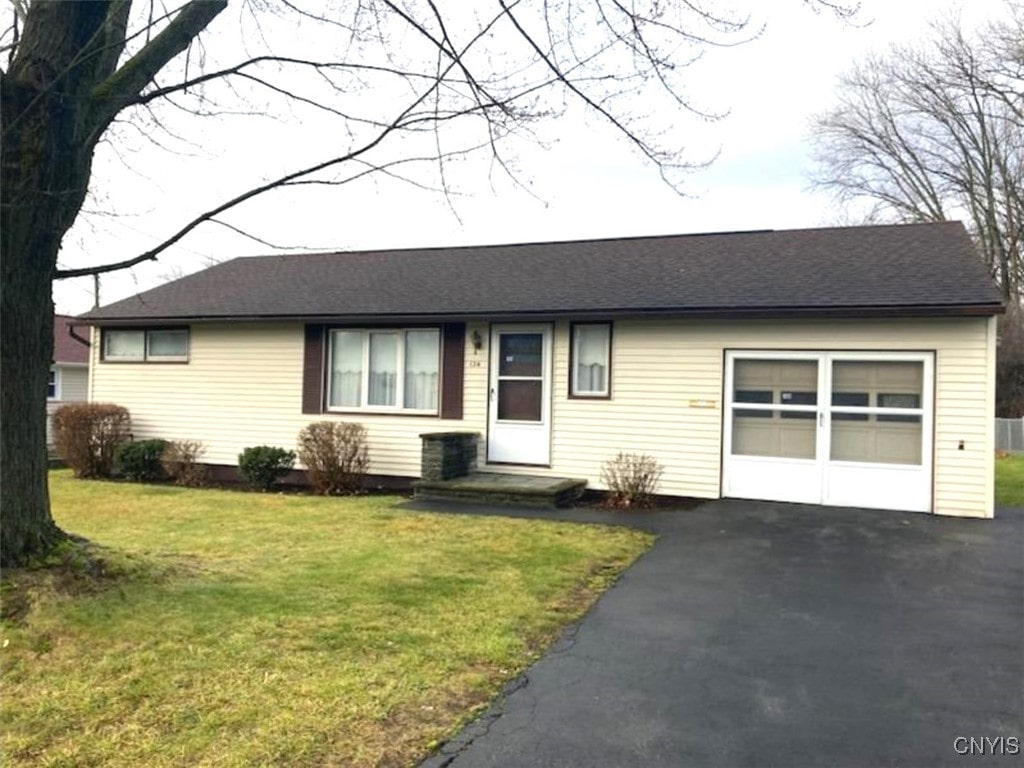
[811, 4, 1022, 298]
[811, 2, 1023, 416]
[1, 1, 856, 565]
[998, 302, 1024, 417]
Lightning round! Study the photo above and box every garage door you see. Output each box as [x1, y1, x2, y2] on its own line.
[722, 351, 934, 512]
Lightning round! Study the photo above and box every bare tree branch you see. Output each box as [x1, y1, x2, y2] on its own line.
[88, 0, 227, 143]
[811, 8, 1023, 298]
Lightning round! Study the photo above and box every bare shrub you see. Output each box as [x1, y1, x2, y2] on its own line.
[297, 422, 370, 495]
[52, 403, 131, 478]
[600, 452, 664, 509]
[160, 440, 208, 487]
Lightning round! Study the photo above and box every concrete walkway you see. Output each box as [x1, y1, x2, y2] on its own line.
[406, 499, 1024, 768]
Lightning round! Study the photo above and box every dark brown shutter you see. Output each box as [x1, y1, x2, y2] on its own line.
[302, 324, 326, 414]
[440, 323, 465, 420]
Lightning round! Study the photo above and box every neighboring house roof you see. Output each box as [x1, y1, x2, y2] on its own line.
[53, 314, 90, 364]
[80, 222, 1003, 323]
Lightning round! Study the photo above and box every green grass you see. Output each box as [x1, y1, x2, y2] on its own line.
[1, 472, 652, 767]
[996, 454, 1024, 506]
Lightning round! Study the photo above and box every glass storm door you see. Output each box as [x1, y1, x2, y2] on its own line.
[487, 325, 552, 465]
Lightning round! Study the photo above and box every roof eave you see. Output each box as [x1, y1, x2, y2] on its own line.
[80, 302, 1006, 326]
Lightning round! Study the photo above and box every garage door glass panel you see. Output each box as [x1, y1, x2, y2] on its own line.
[733, 360, 817, 396]
[734, 389, 772, 417]
[829, 360, 924, 465]
[780, 390, 817, 419]
[732, 417, 816, 458]
[731, 359, 818, 459]
[830, 419, 922, 464]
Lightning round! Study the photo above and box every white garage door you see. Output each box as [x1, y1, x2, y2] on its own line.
[722, 351, 934, 512]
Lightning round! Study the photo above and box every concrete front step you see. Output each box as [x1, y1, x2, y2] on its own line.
[413, 472, 587, 508]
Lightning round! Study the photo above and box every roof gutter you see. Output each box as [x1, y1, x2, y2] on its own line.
[80, 302, 1006, 326]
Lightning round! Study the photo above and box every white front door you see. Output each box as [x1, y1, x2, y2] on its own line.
[723, 351, 934, 512]
[487, 325, 552, 465]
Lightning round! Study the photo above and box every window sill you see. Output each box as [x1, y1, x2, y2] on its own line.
[325, 408, 440, 418]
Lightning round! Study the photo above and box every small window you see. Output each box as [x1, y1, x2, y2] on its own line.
[103, 329, 188, 362]
[734, 390, 773, 418]
[571, 324, 611, 397]
[146, 329, 189, 360]
[47, 369, 58, 400]
[831, 392, 870, 421]
[104, 330, 145, 360]
[877, 392, 921, 423]
[780, 391, 817, 419]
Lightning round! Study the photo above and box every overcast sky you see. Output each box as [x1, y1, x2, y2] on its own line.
[54, 0, 1007, 315]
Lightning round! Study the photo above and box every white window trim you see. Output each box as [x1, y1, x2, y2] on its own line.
[102, 328, 189, 363]
[570, 323, 611, 397]
[47, 367, 61, 401]
[326, 328, 440, 414]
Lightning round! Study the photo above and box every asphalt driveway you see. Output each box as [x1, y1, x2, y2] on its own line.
[413, 499, 1024, 768]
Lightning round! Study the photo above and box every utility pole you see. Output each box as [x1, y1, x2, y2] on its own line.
[93, 274, 100, 310]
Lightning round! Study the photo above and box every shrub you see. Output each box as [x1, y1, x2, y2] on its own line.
[297, 422, 370, 495]
[52, 403, 131, 478]
[600, 452, 664, 509]
[238, 446, 296, 491]
[115, 439, 169, 481]
[161, 440, 208, 487]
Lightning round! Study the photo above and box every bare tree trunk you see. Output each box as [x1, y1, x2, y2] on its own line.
[0, 231, 63, 566]
[2, 1, 226, 565]
[0, 2, 116, 565]
[1, 84, 69, 566]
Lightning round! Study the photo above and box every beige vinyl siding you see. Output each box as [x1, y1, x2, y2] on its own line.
[59, 365, 89, 402]
[90, 315, 995, 517]
[90, 323, 489, 477]
[496, 318, 993, 518]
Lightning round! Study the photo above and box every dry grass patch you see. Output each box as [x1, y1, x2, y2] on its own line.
[1, 472, 651, 767]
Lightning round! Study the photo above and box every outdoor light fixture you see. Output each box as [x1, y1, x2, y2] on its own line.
[471, 330, 484, 352]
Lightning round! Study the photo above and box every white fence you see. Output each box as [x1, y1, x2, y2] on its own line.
[995, 418, 1024, 453]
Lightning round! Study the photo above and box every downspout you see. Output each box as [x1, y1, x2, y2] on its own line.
[67, 322, 91, 348]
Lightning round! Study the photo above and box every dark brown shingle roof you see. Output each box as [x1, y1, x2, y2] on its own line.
[81, 222, 1003, 323]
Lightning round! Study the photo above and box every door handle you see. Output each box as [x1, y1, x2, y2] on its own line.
[490, 387, 495, 401]
[819, 412, 824, 427]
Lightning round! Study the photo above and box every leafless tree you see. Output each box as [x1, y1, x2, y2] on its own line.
[810, 4, 1023, 300]
[0, 0, 855, 565]
[997, 300, 1024, 417]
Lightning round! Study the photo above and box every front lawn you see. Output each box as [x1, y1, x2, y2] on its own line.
[1, 472, 651, 767]
[995, 453, 1024, 506]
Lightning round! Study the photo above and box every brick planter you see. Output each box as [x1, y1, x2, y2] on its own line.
[420, 432, 480, 482]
